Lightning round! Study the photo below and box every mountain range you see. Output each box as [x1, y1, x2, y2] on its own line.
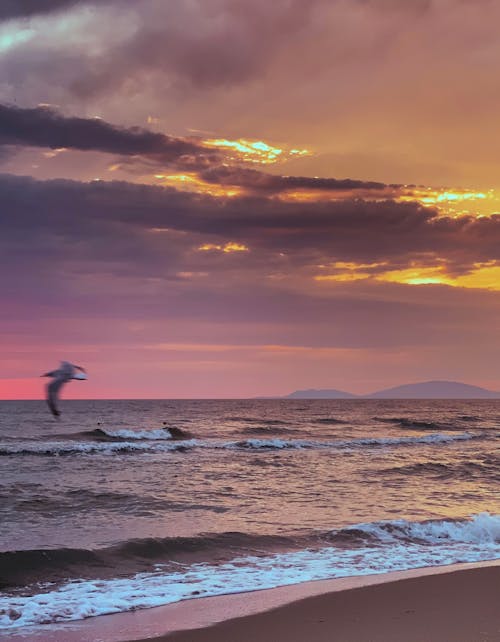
[285, 380, 500, 399]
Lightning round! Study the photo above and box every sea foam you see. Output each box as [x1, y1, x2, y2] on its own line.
[1, 513, 498, 630]
[0, 431, 486, 456]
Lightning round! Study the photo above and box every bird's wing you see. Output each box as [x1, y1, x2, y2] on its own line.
[46, 378, 67, 417]
[72, 365, 87, 379]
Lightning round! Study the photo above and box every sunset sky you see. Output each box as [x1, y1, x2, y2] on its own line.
[1, 0, 500, 398]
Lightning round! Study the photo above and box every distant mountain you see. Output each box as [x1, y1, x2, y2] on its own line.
[285, 388, 357, 399]
[284, 380, 500, 399]
[366, 380, 500, 399]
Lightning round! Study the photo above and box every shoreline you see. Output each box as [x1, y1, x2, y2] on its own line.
[158, 563, 500, 642]
[2, 559, 499, 642]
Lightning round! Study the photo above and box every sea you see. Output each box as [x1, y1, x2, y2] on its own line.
[0, 399, 499, 634]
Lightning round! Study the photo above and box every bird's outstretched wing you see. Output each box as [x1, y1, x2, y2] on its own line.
[46, 378, 67, 418]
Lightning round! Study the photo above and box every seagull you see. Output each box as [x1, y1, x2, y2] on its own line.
[41, 361, 87, 417]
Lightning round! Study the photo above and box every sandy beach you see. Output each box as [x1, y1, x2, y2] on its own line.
[131, 565, 500, 642]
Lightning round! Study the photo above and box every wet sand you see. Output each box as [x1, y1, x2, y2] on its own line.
[132, 565, 500, 642]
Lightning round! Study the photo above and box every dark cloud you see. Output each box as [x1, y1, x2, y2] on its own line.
[2, 173, 500, 277]
[0, 145, 17, 164]
[63, 0, 327, 98]
[0, 0, 328, 105]
[2, 172, 500, 360]
[0, 104, 210, 165]
[199, 165, 392, 194]
[0, 0, 81, 20]
[0, 0, 448, 45]
[0, 105, 400, 194]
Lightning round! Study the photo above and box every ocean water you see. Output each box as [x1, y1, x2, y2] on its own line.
[0, 399, 499, 632]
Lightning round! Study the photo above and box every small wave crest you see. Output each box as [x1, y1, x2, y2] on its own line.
[382, 456, 500, 481]
[373, 417, 458, 431]
[227, 438, 317, 450]
[329, 513, 500, 547]
[0, 432, 483, 457]
[239, 425, 297, 436]
[80, 426, 191, 441]
[217, 432, 481, 451]
[225, 416, 288, 426]
[0, 439, 198, 456]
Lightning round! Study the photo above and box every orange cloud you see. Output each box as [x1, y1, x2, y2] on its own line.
[198, 242, 249, 253]
[315, 261, 500, 291]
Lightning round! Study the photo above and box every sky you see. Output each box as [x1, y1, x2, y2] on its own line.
[1, 0, 500, 399]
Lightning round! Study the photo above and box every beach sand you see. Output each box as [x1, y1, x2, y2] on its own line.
[131, 566, 500, 642]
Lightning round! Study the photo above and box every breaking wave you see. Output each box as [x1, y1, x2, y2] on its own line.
[1, 513, 498, 630]
[328, 512, 500, 546]
[0, 432, 486, 457]
[224, 432, 483, 450]
[79, 426, 191, 441]
[0, 439, 198, 456]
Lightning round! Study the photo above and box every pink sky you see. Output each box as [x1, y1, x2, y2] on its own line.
[1, 0, 500, 398]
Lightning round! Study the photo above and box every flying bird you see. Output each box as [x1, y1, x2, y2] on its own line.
[41, 361, 87, 417]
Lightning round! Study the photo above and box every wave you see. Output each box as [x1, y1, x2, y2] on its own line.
[0, 439, 198, 456]
[382, 456, 500, 481]
[328, 513, 500, 547]
[1, 514, 498, 630]
[1, 532, 294, 589]
[78, 426, 191, 441]
[0, 488, 229, 520]
[225, 432, 483, 450]
[373, 417, 459, 431]
[312, 417, 348, 425]
[339, 432, 480, 447]
[0, 431, 485, 457]
[239, 425, 298, 436]
[225, 416, 289, 425]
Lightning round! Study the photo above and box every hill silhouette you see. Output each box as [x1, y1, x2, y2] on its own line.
[284, 380, 500, 399]
[286, 388, 357, 399]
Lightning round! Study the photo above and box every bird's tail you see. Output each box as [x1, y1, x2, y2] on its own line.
[47, 397, 61, 418]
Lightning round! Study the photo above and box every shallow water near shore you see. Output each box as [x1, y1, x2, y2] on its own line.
[0, 399, 499, 631]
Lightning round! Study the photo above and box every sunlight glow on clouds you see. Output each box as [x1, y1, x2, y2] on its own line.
[202, 137, 310, 164]
[398, 188, 498, 217]
[198, 242, 249, 253]
[153, 173, 242, 197]
[379, 263, 500, 290]
[315, 261, 500, 291]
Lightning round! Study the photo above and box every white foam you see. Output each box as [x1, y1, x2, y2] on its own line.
[0, 431, 485, 457]
[1, 513, 498, 630]
[337, 512, 500, 545]
[99, 428, 173, 440]
[225, 438, 316, 449]
[0, 439, 198, 456]
[223, 432, 480, 450]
